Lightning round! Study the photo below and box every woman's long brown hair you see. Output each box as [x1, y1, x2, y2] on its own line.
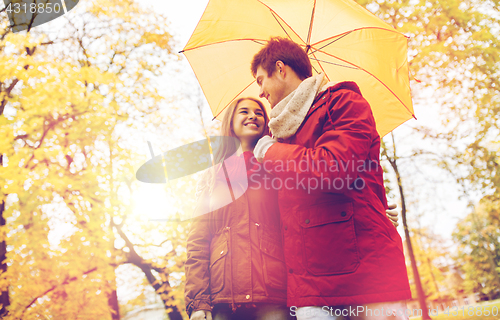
[214, 97, 269, 164]
[197, 97, 269, 198]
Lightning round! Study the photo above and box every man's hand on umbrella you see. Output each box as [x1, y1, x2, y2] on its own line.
[386, 203, 399, 228]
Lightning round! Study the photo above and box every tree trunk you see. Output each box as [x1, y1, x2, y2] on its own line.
[135, 263, 184, 320]
[108, 286, 120, 320]
[398, 174, 431, 320]
[0, 178, 10, 316]
[427, 255, 442, 307]
[384, 135, 431, 320]
[113, 221, 184, 320]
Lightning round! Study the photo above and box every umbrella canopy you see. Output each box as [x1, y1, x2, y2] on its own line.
[182, 0, 415, 137]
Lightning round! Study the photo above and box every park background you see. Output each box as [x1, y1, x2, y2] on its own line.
[0, 0, 499, 319]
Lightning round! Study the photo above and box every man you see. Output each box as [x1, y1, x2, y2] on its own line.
[251, 37, 411, 320]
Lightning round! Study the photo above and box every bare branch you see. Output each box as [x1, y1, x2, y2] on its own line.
[20, 267, 98, 318]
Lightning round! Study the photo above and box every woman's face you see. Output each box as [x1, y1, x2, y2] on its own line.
[232, 99, 266, 144]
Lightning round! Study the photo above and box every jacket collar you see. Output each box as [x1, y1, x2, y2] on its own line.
[269, 73, 335, 139]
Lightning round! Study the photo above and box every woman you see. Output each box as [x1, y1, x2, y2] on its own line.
[185, 97, 290, 320]
[184, 98, 399, 320]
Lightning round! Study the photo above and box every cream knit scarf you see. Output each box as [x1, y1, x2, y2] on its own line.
[269, 73, 331, 139]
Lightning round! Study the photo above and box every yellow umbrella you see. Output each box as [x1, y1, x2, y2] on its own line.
[182, 0, 415, 137]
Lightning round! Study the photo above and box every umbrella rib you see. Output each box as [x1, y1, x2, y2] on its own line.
[308, 52, 331, 81]
[315, 49, 414, 117]
[311, 64, 321, 75]
[270, 11, 292, 41]
[309, 58, 360, 70]
[309, 31, 353, 55]
[309, 27, 407, 50]
[306, 0, 316, 48]
[257, 0, 306, 44]
[182, 38, 275, 52]
[212, 81, 257, 120]
[251, 39, 267, 46]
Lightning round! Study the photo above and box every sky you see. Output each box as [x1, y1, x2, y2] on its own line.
[141, 0, 209, 49]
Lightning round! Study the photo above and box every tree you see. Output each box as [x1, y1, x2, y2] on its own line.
[0, 197, 8, 316]
[0, 0, 188, 318]
[381, 135, 432, 320]
[411, 227, 450, 304]
[453, 198, 500, 300]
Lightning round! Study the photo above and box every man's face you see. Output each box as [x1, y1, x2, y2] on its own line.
[255, 65, 287, 109]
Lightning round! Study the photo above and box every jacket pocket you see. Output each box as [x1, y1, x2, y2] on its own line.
[260, 237, 287, 290]
[300, 200, 359, 275]
[209, 237, 228, 294]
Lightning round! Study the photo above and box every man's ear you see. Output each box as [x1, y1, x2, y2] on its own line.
[275, 61, 286, 79]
